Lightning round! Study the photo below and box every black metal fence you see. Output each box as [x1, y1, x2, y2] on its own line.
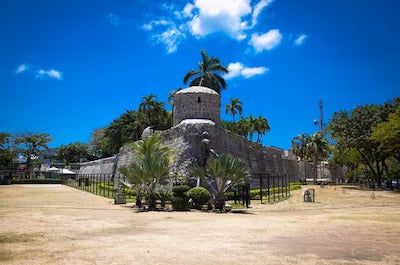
[62, 173, 292, 206]
[228, 174, 291, 207]
[63, 174, 133, 200]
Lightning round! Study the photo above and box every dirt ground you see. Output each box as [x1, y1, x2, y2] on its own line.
[1, 184, 400, 265]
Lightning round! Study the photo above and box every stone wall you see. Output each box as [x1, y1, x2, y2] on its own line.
[78, 156, 117, 175]
[173, 86, 220, 126]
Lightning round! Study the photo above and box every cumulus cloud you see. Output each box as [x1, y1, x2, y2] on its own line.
[188, 0, 252, 40]
[225, 62, 268, 79]
[15, 64, 63, 80]
[294, 34, 308, 46]
[143, 20, 186, 53]
[249, 29, 282, 53]
[143, 0, 275, 53]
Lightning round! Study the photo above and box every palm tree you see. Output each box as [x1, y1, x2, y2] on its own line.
[119, 135, 172, 210]
[255, 115, 270, 143]
[138, 94, 167, 128]
[292, 133, 311, 181]
[292, 133, 310, 161]
[183, 49, 229, 94]
[225, 98, 243, 122]
[192, 154, 249, 210]
[307, 131, 330, 184]
[167, 88, 182, 108]
[247, 115, 258, 142]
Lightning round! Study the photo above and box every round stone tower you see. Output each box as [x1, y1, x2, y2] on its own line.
[173, 86, 220, 126]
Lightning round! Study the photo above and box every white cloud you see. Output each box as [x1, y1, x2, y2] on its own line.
[15, 64, 63, 80]
[16, 64, 28, 73]
[143, 0, 280, 53]
[251, 0, 273, 27]
[144, 20, 186, 53]
[188, 0, 252, 40]
[294, 34, 308, 46]
[225, 62, 268, 79]
[249, 29, 282, 53]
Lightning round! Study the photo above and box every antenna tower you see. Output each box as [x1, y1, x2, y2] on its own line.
[319, 100, 323, 131]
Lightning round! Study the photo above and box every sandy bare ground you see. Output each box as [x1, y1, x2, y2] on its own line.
[1, 184, 400, 265]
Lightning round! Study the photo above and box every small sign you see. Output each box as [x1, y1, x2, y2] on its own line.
[114, 189, 126, 204]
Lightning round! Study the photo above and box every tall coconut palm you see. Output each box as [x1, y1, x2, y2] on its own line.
[255, 115, 270, 143]
[307, 131, 330, 184]
[167, 88, 182, 108]
[292, 133, 311, 181]
[192, 154, 249, 210]
[119, 135, 172, 210]
[183, 49, 229, 94]
[225, 98, 243, 122]
[292, 133, 310, 161]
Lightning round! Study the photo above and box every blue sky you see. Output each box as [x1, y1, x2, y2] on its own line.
[1, 0, 399, 150]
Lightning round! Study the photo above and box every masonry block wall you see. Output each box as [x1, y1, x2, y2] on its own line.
[173, 86, 220, 126]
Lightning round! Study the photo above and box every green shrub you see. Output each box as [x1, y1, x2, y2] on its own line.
[156, 191, 173, 207]
[171, 185, 191, 211]
[171, 197, 189, 211]
[172, 185, 191, 197]
[187, 187, 211, 209]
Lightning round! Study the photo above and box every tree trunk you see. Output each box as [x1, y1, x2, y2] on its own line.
[214, 193, 225, 211]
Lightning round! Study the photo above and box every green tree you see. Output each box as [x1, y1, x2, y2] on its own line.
[57, 142, 91, 164]
[183, 49, 229, 94]
[255, 115, 270, 143]
[225, 98, 242, 122]
[370, 106, 400, 161]
[14, 132, 51, 171]
[328, 100, 398, 187]
[119, 135, 173, 210]
[192, 154, 249, 210]
[168, 88, 182, 108]
[306, 131, 330, 183]
[292, 133, 310, 161]
[0, 133, 17, 169]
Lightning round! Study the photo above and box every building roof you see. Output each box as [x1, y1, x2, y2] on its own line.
[176, 86, 219, 95]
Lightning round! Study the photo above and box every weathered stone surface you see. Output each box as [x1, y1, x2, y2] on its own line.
[78, 157, 117, 175]
[78, 86, 301, 187]
[173, 86, 220, 126]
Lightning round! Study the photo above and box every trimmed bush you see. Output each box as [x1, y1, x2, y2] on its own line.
[187, 187, 211, 209]
[171, 185, 191, 211]
[172, 185, 191, 197]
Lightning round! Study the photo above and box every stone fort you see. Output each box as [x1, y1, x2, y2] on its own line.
[79, 86, 300, 185]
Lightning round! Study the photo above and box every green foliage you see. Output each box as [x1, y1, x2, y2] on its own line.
[118, 135, 173, 210]
[13, 132, 51, 170]
[192, 154, 250, 210]
[0, 133, 17, 169]
[172, 185, 191, 197]
[328, 98, 399, 187]
[225, 183, 302, 200]
[225, 98, 242, 122]
[183, 49, 229, 94]
[222, 115, 270, 143]
[56, 142, 92, 164]
[156, 191, 173, 207]
[187, 187, 211, 209]
[171, 185, 191, 211]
